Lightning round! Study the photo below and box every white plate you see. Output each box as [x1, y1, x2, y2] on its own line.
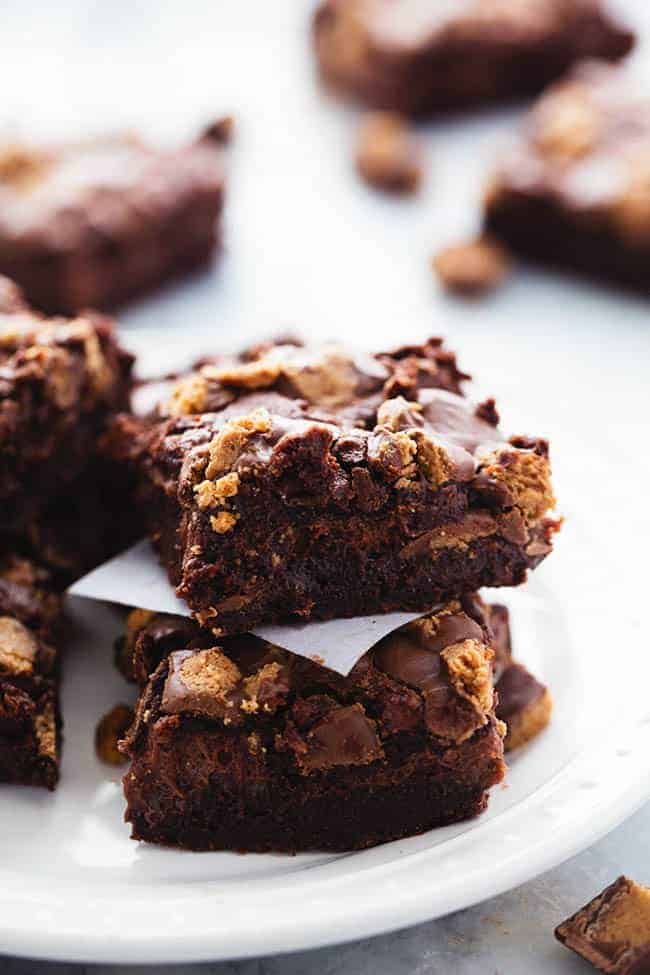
[1, 0, 650, 963]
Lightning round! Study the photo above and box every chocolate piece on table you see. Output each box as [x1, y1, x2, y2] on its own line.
[0, 124, 226, 314]
[0, 555, 63, 789]
[355, 112, 422, 193]
[556, 876, 650, 974]
[485, 63, 650, 294]
[95, 704, 134, 766]
[313, 0, 634, 117]
[107, 336, 559, 635]
[0, 277, 133, 558]
[120, 598, 506, 851]
[433, 238, 511, 296]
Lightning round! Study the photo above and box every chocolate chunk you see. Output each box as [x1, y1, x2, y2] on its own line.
[496, 661, 552, 751]
[297, 704, 383, 772]
[556, 877, 650, 974]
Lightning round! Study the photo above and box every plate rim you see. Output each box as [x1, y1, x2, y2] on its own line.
[1, 718, 649, 964]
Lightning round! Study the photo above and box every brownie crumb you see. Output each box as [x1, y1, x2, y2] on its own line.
[95, 704, 134, 765]
[355, 112, 422, 194]
[201, 115, 235, 145]
[433, 237, 511, 296]
[556, 876, 650, 973]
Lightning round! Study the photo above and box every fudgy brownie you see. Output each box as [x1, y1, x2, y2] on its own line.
[0, 555, 63, 789]
[107, 337, 558, 635]
[313, 0, 634, 117]
[556, 876, 650, 974]
[0, 277, 133, 542]
[488, 602, 552, 751]
[0, 124, 227, 314]
[485, 63, 650, 293]
[120, 596, 506, 851]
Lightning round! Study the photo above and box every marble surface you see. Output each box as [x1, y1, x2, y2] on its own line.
[3, 800, 650, 973]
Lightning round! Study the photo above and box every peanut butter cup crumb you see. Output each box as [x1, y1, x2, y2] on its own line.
[168, 373, 209, 417]
[355, 112, 423, 194]
[210, 511, 238, 533]
[0, 616, 38, 675]
[179, 648, 241, 701]
[433, 237, 511, 296]
[95, 704, 134, 765]
[204, 408, 272, 479]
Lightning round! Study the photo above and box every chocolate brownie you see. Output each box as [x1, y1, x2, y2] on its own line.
[313, 0, 634, 117]
[488, 602, 552, 750]
[0, 555, 63, 789]
[107, 337, 559, 635]
[120, 597, 506, 851]
[485, 63, 650, 293]
[556, 876, 650, 973]
[0, 124, 227, 314]
[0, 278, 133, 542]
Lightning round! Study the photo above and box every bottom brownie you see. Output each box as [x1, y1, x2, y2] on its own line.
[0, 556, 63, 788]
[120, 596, 507, 852]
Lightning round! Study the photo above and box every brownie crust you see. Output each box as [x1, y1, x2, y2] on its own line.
[0, 126, 226, 314]
[313, 0, 634, 117]
[121, 596, 506, 852]
[108, 338, 558, 635]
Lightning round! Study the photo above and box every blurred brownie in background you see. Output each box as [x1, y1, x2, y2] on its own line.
[0, 122, 227, 314]
[0, 556, 63, 788]
[313, 0, 633, 116]
[485, 63, 650, 293]
[120, 597, 507, 851]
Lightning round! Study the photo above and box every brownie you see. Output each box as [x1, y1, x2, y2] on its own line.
[120, 596, 506, 851]
[313, 0, 634, 117]
[556, 876, 650, 973]
[107, 337, 559, 635]
[485, 62, 650, 293]
[0, 278, 133, 544]
[488, 603, 552, 751]
[0, 555, 63, 789]
[0, 125, 226, 314]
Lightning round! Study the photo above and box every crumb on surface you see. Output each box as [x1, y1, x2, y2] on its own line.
[433, 237, 511, 296]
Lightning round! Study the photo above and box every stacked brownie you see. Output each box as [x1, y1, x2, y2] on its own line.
[0, 276, 135, 786]
[108, 335, 558, 850]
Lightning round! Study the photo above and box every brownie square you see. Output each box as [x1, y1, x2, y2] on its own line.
[120, 596, 506, 851]
[0, 125, 226, 314]
[313, 0, 633, 117]
[0, 555, 63, 789]
[485, 62, 650, 293]
[0, 278, 133, 546]
[108, 337, 559, 635]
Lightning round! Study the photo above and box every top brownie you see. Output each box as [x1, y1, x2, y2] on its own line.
[313, 0, 634, 116]
[108, 337, 558, 635]
[484, 62, 650, 292]
[0, 126, 226, 314]
[0, 278, 133, 534]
